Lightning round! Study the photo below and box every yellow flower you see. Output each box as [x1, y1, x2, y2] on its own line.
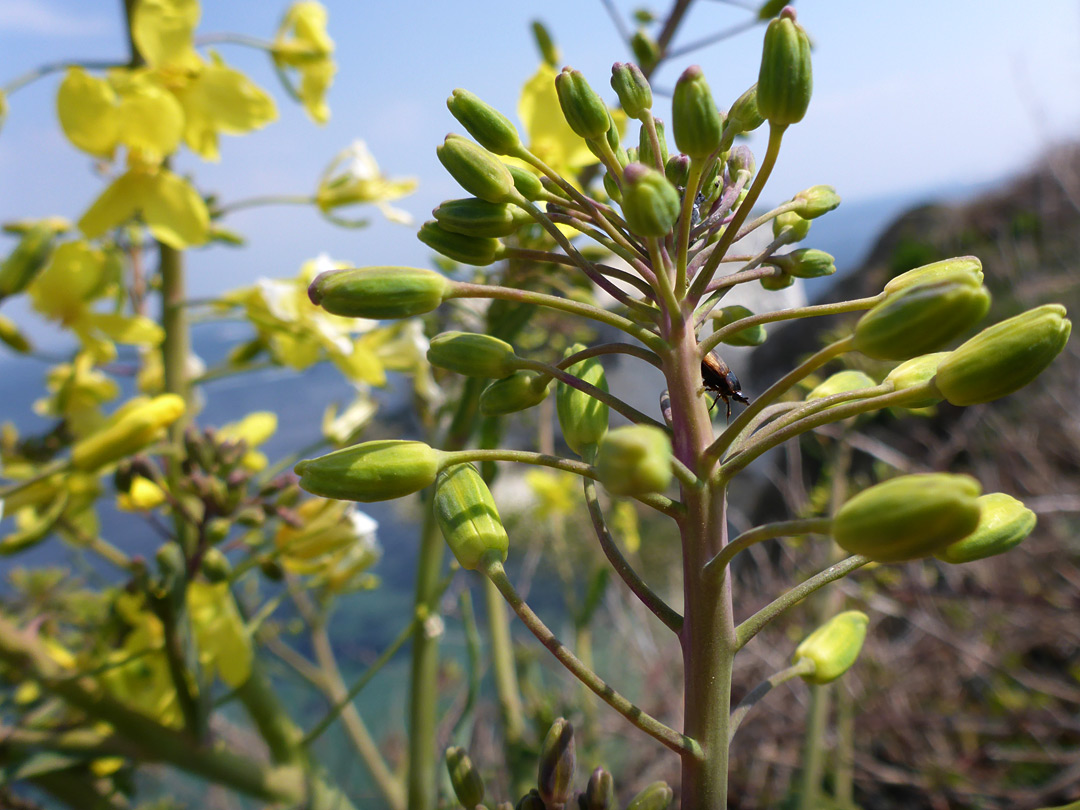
[517, 63, 625, 178]
[169, 52, 277, 161]
[525, 470, 579, 518]
[78, 158, 209, 249]
[27, 240, 113, 325]
[34, 352, 120, 438]
[610, 500, 641, 554]
[275, 499, 380, 590]
[188, 580, 253, 688]
[273, 2, 336, 123]
[218, 411, 277, 471]
[221, 255, 385, 384]
[117, 477, 167, 511]
[57, 67, 184, 161]
[131, 0, 202, 71]
[316, 140, 417, 224]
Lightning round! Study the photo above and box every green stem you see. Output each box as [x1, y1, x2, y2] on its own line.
[583, 476, 683, 633]
[1, 60, 123, 95]
[517, 358, 667, 430]
[704, 336, 856, 471]
[718, 386, 930, 481]
[688, 123, 785, 301]
[441, 448, 680, 517]
[484, 560, 696, 756]
[646, 236, 681, 316]
[451, 281, 667, 353]
[193, 32, 278, 50]
[504, 247, 657, 299]
[407, 500, 445, 810]
[699, 296, 882, 358]
[735, 556, 870, 649]
[675, 159, 707, 294]
[0, 459, 70, 501]
[215, 194, 317, 216]
[559, 341, 663, 370]
[797, 680, 832, 810]
[704, 517, 833, 583]
[728, 658, 815, 742]
[482, 575, 527, 742]
[303, 614, 418, 746]
[835, 681, 857, 805]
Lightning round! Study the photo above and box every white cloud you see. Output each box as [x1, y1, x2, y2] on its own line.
[0, 1, 109, 36]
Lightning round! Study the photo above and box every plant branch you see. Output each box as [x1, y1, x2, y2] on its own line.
[728, 658, 816, 741]
[735, 556, 870, 649]
[484, 560, 697, 756]
[704, 517, 833, 583]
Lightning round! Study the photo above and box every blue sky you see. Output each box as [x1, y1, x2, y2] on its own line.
[1, 1, 1079, 299]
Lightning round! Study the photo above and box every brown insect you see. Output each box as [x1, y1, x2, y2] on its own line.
[701, 351, 749, 420]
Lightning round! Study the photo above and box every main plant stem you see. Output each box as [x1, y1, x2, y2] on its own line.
[664, 311, 735, 808]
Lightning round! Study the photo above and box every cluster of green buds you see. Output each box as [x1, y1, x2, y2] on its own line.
[292, 5, 1070, 806]
[445, 718, 672, 810]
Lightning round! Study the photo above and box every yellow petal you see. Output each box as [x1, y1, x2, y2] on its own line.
[78, 171, 150, 242]
[275, 2, 334, 63]
[28, 240, 109, 323]
[176, 59, 277, 160]
[117, 477, 166, 511]
[218, 411, 277, 447]
[518, 63, 598, 175]
[114, 74, 185, 157]
[188, 581, 253, 688]
[56, 68, 120, 157]
[298, 56, 335, 124]
[132, 0, 201, 70]
[142, 169, 209, 248]
[80, 312, 165, 347]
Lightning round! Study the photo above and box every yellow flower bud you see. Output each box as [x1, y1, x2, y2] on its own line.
[793, 611, 869, 684]
[70, 394, 185, 471]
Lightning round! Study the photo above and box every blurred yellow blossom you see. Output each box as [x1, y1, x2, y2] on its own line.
[273, 2, 335, 123]
[526, 469, 579, 518]
[218, 411, 277, 471]
[316, 140, 417, 224]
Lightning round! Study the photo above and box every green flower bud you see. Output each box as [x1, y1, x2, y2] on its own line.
[417, 220, 505, 266]
[295, 440, 443, 503]
[773, 248, 835, 279]
[532, 21, 560, 66]
[936, 493, 1037, 564]
[433, 197, 532, 238]
[603, 170, 622, 203]
[557, 343, 609, 456]
[757, 7, 813, 126]
[611, 62, 652, 119]
[445, 746, 486, 808]
[773, 210, 811, 242]
[587, 109, 628, 164]
[538, 717, 575, 808]
[639, 118, 668, 169]
[728, 145, 755, 179]
[446, 89, 521, 155]
[437, 134, 515, 203]
[504, 163, 544, 201]
[596, 425, 673, 496]
[582, 767, 615, 810]
[479, 370, 551, 416]
[793, 611, 870, 685]
[854, 278, 991, 361]
[621, 163, 681, 237]
[0, 224, 56, 298]
[428, 331, 520, 378]
[626, 782, 674, 810]
[200, 547, 232, 582]
[516, 790, 545, 810]
[555, 67, 610, 141]
[711, 305, 766, 347]
[672, 65, 723, 160]
[884, 352, 949, 408]
[71, 394, 186, 471]
[833, 473, 982, 562]
[726, 84, 765, 136]
[884, 255, 983, 295]
[631, 31, 660, 74]
[806, 370, 876, 401]
[0, 492, 67, 556]
[0, 314, 31, 354]
[760, 268, 794, 290]
[792, 185, 841, 219]
[309, 266, 451, 319]
[665, 153, 691, 188]
[934, 304, 1071, 406]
